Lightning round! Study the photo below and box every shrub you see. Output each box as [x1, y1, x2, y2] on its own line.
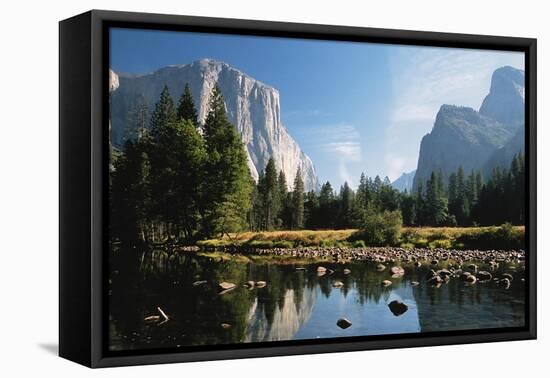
[428, 239, 452, 249]
[455, 223, 524, 250]
[352, 210, 402, 247]
[352, 240, 366, 248]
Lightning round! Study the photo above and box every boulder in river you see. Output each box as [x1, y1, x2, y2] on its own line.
[192, 280, 207, 287]
[332, 281, 344, 288]
[477, 271, 492, 281]
[218, 282, 236, 291]
[256, 281, 267, 288]
[317, 266, 327, 273]
[436, 269, 452, 277]
[502, 273, 514, 281]
[411, 281, 420, 286]
[376, 264, 386, 272]
[336, 318, 352, 329]
[382, 280, 393, 287]
[244, 281, 255, 288]
[466, 275, 477, 284]
[498, 277, 511, 288]
[390, 266, 405, 276]
[343, 268, 351, 275]
[388, 300, 409, 316]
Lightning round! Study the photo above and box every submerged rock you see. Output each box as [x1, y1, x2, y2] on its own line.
[336, 318, 352, 329]
[498, 277, 511, 288]
[376, 264, 386, 272]
[343, 268, 351, 275]
[388, 300, 409, 316]
[477, 271, 492, 281]
[192, 280, 207, 286]
[390, 266, 405, 276]
[332, 281, 344, 288]
[382, 280, 393, 287]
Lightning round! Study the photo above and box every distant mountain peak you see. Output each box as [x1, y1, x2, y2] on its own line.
[479, 66, 525, 126]
[413, 66, 525, 190]
[392, 170, 416, 193]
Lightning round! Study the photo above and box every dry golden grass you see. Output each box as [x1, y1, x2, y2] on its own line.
[224, 229, 357, 243]
[197, 225, 525, 250]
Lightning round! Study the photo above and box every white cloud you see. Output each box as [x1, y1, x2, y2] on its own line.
[306, 123, 362, 186]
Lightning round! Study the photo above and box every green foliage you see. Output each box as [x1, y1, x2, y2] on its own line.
[352, 240, 366, 248]
[454, 223, 524, 250]
[353, 210, 403, 246]
[290, 168, 305, 229]
[177, 83, 199, 127]
[201, 85, 253, 237]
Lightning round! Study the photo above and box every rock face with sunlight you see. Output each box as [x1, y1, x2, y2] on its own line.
[109, 59, 319, 191]
[413, 66, 525, 190]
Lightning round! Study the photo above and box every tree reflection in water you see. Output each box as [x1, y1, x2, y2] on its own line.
[108, 247, 526, 351]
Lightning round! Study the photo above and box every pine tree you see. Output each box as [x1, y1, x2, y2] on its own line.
[177, 83, 199, 127]
[337, 182, 354, 228]
[201, 85, 253, 237]
[304, 190, 319, 229]
[290, 168, 305, 229]
[110, 139, 151, 246]
[318, 181, 335, 229]
[150, 85, 177, 141]
[425, 171, 448, 226]
[277, 170, 289, 227]
[263, 157, 280, 229]
[172, 119, 206, 240]
[147, 86, 180, 238]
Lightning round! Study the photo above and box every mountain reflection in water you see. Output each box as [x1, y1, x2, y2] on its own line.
[108, 250, 525, 351]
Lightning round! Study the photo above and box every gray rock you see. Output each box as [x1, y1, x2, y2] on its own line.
[218, 282, 236, 291]
[388, 300, 409, 316]
[336, 318, 352, 329]
[376, 264, 386, 272]
[390, 266, 405, 276]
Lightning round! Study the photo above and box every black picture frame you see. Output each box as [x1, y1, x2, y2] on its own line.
[59, 9, 537, 368]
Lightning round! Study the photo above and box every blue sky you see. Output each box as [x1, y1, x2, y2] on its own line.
[111, 28, 524, 188]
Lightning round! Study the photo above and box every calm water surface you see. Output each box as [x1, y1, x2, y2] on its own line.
[109, 250, 525, 351]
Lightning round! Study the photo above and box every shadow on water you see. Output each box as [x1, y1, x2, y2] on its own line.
[108, 247, 526, 351]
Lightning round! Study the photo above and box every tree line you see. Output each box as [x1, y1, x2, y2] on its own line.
[249, 155, 525, 231]
[110, 83, 526, 247]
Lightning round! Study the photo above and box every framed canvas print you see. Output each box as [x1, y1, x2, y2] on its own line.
[59, 10, 537, 368]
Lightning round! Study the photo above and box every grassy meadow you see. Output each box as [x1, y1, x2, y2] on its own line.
[195, 224, 525, 251]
